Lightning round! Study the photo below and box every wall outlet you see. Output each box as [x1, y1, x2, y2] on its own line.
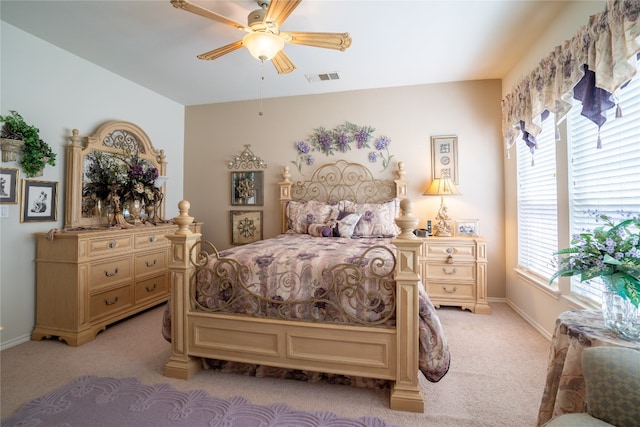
[0, 206, 9, 218]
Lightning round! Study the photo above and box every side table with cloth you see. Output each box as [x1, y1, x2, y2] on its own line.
[537, 310, 640, 426]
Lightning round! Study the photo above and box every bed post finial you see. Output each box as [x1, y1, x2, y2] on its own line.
[395, 198, 418, 240]
[174, 200, 194, 235]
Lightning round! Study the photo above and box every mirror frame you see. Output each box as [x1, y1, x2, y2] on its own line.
[64, 121, 167, 228]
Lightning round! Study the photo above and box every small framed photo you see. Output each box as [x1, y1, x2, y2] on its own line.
[431, 135, 459, 184]
[231, 171, 264, 206]
[455, 219, 479, 237]
[231, 210, 262, 245]
[21, 180, 58, 222]
[0, 168, 19, 204]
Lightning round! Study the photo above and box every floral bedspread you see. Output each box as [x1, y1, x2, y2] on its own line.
[163, 234, 450, 384]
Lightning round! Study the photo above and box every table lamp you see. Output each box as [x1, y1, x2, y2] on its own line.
[423, 178, 461, 237]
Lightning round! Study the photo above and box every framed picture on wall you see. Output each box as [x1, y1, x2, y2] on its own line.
[0, 168, 19, 204]
[431, 135, 459, 184]
[230, 210, 263, 245]
[21, 180, 58, 222]
[231, 171, 264, 206]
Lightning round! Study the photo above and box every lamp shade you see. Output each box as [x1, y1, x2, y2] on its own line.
[242, 31, 284, 61]
[423, 178, 461, 196]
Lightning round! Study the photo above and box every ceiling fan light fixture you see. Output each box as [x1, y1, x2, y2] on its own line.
[242, 31, 284, 61]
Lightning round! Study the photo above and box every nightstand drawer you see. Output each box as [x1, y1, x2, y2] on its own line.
[427, 282, 474, 299]
[134, 250, 167, 277]
[89, 258, 132, 289]
[424, 242, 476, 262]
[425, 263, 475, 281]
[90, 285, 132, 320]
[134, 274, 168, 303]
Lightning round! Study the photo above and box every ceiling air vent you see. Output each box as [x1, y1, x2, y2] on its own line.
[305, 72, 341, 83]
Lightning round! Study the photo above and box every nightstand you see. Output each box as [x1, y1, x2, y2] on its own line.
[419, 236, 491, 314]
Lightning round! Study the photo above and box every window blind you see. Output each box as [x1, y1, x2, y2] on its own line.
[567, 62, 640, 303]
[517, 112, 558, 281]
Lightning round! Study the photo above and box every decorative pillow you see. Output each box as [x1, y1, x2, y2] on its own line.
[308, 223, 333, 237]
[332, 212, 362, 238]
[342, 199, 400, 237]
[287, 200, 338, 234]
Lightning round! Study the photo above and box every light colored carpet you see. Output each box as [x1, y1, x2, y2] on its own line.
[0, 302, 550, 426]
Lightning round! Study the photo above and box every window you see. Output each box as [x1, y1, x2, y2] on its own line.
[517, 113, 558, 282]
[567, 62, 640, 303]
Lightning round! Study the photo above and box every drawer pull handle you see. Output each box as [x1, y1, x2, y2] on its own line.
[145, 259, 157, 267]
[442, 267, 457, 275]
[104, 267, 119, 277]
[108, 241, 118, 249]
[442, 286, 458, 293]
[148, 236, 156, 243]
[145, 283, 157, 292]
[104, 296, 119, 305]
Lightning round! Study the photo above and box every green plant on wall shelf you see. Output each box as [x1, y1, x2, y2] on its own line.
[0, 110, 56, 177]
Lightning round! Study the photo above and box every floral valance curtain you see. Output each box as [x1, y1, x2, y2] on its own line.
[502, 0, 640, 160]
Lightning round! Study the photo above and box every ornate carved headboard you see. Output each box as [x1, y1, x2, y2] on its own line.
[64, 121, 167, 228]
[278, 160, 407, 233]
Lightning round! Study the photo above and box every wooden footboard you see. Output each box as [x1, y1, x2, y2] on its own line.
[164, 199, 424, 412]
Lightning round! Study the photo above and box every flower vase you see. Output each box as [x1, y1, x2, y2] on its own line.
[602, 291, 634, 332]
[144, 203, 154, 222]
[127, 199, 143, 225]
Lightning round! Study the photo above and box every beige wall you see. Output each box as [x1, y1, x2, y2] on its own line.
[501, 1, 607, 338]
[0, 23, 185, 348]
[184, 79, 507, 298]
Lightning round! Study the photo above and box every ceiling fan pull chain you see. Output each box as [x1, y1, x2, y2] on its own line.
[259, 61, 265, 116]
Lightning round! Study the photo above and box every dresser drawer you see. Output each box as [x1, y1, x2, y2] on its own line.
[424, 262, 476, 281]
[90, 285, 132, 320]
[89, 258, 132, 289]
[427, 282, 474, 300]
[134, 250, 167, 277]
[134, 274, 168, 303]
[424, 242, 476, 262]
[134, 231, 170, 250]
[88, 235, 132, 258]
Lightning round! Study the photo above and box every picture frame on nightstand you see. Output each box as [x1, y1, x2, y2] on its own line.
[455, 219, 479, 237]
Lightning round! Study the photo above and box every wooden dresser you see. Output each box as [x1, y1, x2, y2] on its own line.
[32, 223, 201, 346]
[419, 236, 491, 314]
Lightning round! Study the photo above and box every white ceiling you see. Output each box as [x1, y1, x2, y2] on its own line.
[1, 0, 569, 106]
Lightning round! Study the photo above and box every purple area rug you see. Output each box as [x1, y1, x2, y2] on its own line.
[2, 376, 398, 426]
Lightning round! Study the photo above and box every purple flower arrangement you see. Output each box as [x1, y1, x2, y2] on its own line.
[291, 122, 393, 173]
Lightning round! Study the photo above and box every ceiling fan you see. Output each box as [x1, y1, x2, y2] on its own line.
[171, 0, 352, 74]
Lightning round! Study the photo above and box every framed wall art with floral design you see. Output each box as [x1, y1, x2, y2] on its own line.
[230, 210, 262, 245]
[431, 135, 459, 184]
[231, 171, 263, 206]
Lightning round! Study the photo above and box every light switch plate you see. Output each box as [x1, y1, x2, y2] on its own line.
[0, 206, 9, 218]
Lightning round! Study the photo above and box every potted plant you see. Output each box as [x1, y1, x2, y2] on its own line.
[0, 110, 56, 177]
[551, 212, 640, 336]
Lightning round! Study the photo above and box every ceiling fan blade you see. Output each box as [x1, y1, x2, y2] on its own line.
[171, 0, 249, 32]
[281, 31, 352, 51]
[197, 40, 244, 61]
[271, 51, 296, 74]
[265, 0, 301, 27]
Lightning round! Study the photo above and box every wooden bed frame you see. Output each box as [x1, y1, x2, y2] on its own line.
[163, 161, 425, 412]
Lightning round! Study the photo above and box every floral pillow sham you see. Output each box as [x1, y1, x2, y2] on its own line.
[289, 198, 400, 238]
[342, 199, 400, 238]
[287, 200, 338, 234]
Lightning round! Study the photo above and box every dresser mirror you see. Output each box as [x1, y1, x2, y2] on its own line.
[64, 120, 167, 229]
